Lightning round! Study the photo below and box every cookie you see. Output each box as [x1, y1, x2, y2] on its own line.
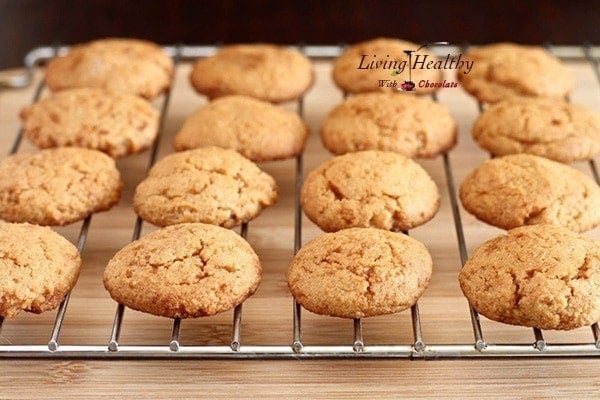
[472, 98, 600, 163]
[190, 44, 313, 103]
[332, 37, 442, 94]
[0, 148, 122, 226]
[20, 88, 159, 158]
[301, 151, 440, 232]
[459, 154, 600, 232]
[287, 228, 432, 318]
[103, 223, 261, 318]
[133, 147, 278, 228]
[459, 224, 600, 330]
[0, 223, 81, 318]
[45, 38, 173, 99]
[173, 95, 309, 161]
[320, 92, 457, 157]
[457, 43, 573, 104]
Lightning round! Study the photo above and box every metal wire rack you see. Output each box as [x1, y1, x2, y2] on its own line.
[0, 44, 599, 359]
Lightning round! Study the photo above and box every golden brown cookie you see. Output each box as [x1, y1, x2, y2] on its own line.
[332, 37, 443, 94]
[133, 147, 278, 228]
[173, 95, 309, 161]
[0, 223, 81, 318]
[459, 154, 600, 232]
[457, 43, 573, 104]
[287, 228, 432, 318]
[301, 151, 440, 232]
[45, 38, 173, 99]
[472, 98, 600, 163]
[320, 92, 457, 157]
[190, 44, 313, 103]
[0, 148, 122, 226]
[103, 223, 262, 318]
[20, 88, 159, 158]
[459, 224, 600, 330]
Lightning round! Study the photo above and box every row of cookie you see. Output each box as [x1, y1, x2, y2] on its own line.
[20, 90, 600, 186]
[290, 152, 600, 331]
[39, 37, 598, 163]
[43, 37, 577, 104]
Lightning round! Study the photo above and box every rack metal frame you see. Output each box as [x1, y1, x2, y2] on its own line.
[0, 44, 599, 359]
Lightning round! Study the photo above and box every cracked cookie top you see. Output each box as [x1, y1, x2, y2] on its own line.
[45, 38, 173, 100]
[190, 44, 313, 103]
[20, 88, 159, 158]
[103, 223, 262, 318]
[459, 154, 600, 232]
[457, 43, 573, 104]
[0, 223, 81, 318]
[301, 150, 440, 232]
[472, 98, 600, 163]
[173, 95, 309, 161]
[320, 92, 457, 158]
[287, 228, 432, 318]
[0, 147, 123, 226]
[459, 224, 600, 330]
[133, 147, 278, 228]
[332, 37, 442, 95]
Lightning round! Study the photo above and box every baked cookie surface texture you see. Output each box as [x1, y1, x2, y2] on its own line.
[457, 43, 573, 103]
[45, 38, 173, 99]
[173, 95, 309, 161]
[320, 92, 457, 157]
[287, 228, 432, 318]
[0, 223, 81, 318]
[21, 88, 159, 158]
[0, 147, 123, 226]
[134, 147, 278, 228]
[103, 223, 262, 318]
[190, 44, 313, 103]
[459, 154, 600, 232]
[301, 150, 440, 232]
[459, 224, 600, 330]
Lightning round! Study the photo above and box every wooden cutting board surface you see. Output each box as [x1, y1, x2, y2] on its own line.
[0, 57, 599, 399]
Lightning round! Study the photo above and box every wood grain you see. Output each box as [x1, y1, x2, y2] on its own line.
[0, 55, 599, 399]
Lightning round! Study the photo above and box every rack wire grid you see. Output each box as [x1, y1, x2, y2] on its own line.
[0, 44, 599, 359]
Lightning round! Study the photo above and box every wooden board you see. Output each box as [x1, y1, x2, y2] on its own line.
[0, 53, 599, 399]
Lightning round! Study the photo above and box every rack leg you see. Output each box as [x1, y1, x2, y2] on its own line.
[411, 303, 425, 352]
[231, 304, 243, 351]
[443, 152, 487, 350]
[108, 304, 125, 352]
[170, 318, 181, 351]
[292, 301, 303, 352]
[533, 328, 547, 351]
[353, 318, 364, 353]
[592, 323, 600, 349]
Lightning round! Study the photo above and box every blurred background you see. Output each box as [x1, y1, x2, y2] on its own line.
[0, 0, 598, 68]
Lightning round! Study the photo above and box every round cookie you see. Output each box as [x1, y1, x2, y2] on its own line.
[459, 154, 600, 233]
[133, 147, 278, 228]
[472, 98, 600, 163]
[103, 223, 262, 318]
[320, 92, 457, 157]
[457, 43, 573, 104]
[459, 224, 600, 330]
[45, 38, 173, 99]
[173, 95, 309, 161]
[190, 44, 313, 103]
[0, 223, 81, 318]
[301, 151, 440, 232]
[0, 148, 123, 226]
[287, 228, 432, 318]
[332, 37, 442, 94]
[20, 88, 159, 158]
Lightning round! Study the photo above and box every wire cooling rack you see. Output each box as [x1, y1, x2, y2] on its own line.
[0, 44, 599, 359]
